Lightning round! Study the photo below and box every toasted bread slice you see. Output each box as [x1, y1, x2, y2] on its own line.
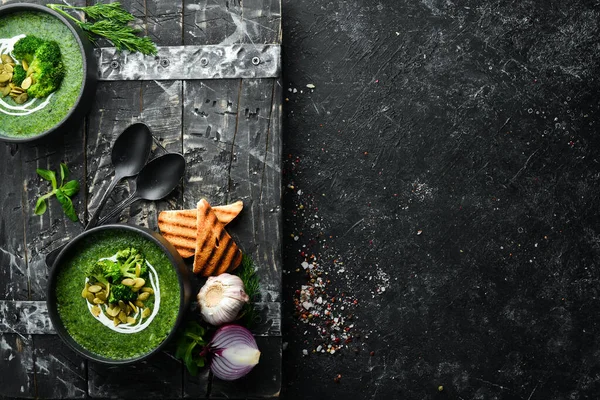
[158, 200, 243, 258]
[158, 209, 197, 258]
[193, 199, 243, 276]
[213, 201, 244, 226]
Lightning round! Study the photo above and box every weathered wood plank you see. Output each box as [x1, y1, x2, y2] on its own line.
[226, 78, 282, 304]
[88, 353, 182, 399]
[182, 79, 242, 207]
[0, 143, 27, 301]
[95, 44, 281, 81]
[183, 0, 242, 45]
[33, 335, 87, 399]
[241, 0, 282, 44]
[0, 334, 36, 399]
[209, 336, 281, 398]
[0, 141, 35, 399]
[0, 300, 54, 335]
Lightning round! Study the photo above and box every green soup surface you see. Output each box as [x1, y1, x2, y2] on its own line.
[0, 11, 84, 137]
[55, 230, 181, 360]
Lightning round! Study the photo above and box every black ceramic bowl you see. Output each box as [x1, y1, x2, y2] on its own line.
[47, 224, 192, 365]
[0, 3, 97, 142]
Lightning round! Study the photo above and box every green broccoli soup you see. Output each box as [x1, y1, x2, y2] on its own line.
[55, 230, 181, 360]
[0, 11, 83, 137]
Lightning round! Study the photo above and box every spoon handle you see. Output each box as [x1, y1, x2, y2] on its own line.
[85, 173, 122, 230]
[96, 194, 140, 226]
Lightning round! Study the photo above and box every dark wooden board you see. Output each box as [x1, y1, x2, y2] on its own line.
[0, 0, 282, 397]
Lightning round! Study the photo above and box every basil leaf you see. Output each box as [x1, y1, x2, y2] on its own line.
[60, 163, 69, 184]
[61, 180, 80, 197]
[37, 168, 57, 190]
[34, 197, 47, 215]
[55, 189, 78, 222]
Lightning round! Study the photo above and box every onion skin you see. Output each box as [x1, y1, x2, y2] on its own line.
[209, 324, 260, 381]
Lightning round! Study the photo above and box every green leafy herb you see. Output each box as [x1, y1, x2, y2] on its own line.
[46, 3, 158, 55]
[35, 162, 80, 222]
[174, 321, 207, 376]
[236, 254, 260, 327]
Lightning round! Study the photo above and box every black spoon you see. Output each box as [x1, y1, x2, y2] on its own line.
[44, 124, 153, 268]
[96, 153, 186, 225]
[85, 123, 153, 230]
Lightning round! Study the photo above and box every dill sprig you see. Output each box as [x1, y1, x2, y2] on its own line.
[47, 3, 157, 55]
[236, 254, 260, 328]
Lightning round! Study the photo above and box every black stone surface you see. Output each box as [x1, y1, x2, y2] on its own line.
[281, 0, 600, 399]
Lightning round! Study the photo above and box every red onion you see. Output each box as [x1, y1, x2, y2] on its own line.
[209, 324, 260, 381]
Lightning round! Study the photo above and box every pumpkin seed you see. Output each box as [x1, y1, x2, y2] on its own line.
[135, 264, 141, 277]
[133, 278, 145, 288]
[20, 76, 31, 90]
[1, 85, 10, 97]
[88, 285, 102, 293]
[118, 300, 126, 310]
[141, 287, 154, 294]
[113, 318, 120, 327]
[91, 305, 101, 317]
[126, 317, 136, 324]
[14, 93, 27, 104]
[0, 72, 11, 83]
[107, 306, 120, 317]
[118, 311, 127, 323]
[129, 301, 138, 314]
[141, 307, 151, 319]
[21, 60, 28, 71]
[81, 287, 89, 298]
[1, 54, 13, 64]
[4, 64, 13, 73]
[93, 297, 105, 305]
[137, 292, 150, 301]
[131, 286, 141, 293]
[122, 278, 135, 286]
[96, 291, 107, 302]
[135, 300, 144, 308]
[85, 293, 95, 303]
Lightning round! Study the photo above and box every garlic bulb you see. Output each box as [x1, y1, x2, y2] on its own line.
[197, 273, 249, 325]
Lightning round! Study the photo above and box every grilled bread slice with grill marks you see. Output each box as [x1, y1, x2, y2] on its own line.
[157, 209, 197, 258]
[158, 201, 244, 259]
[193, 199, 243, 276]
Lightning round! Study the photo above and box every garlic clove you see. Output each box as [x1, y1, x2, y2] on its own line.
[197, 273, 249, 325]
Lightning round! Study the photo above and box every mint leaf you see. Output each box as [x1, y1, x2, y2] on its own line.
[61, 180, 79, 197]
[34, 197, 47, 215]
[55, 189, 78, 222]
[37, 168, 57, 190]
[60, 162, 69, 185]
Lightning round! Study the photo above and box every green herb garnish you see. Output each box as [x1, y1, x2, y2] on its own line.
[174, 321, 207, 376]
[35, 162, 80, 222]
[236, 254, 260, 327]
[47, 3, 158, 55]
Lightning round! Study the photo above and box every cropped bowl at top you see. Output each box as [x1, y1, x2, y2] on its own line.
[0, 3, 97, 142]
[47, 224, 192, 365]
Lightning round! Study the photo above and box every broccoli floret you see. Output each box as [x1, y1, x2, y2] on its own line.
[12, 35, 44, 64]
[26, 41, 65, 98]
[108, 283, 137, 304]
[116, 247, 146, 279]
[12, 65, 26, 86]
[85, 261, 110, 287]
[102, 259, 123, 283]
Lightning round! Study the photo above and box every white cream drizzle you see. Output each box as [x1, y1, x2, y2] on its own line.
[0, 34, 53, 116]
[86, 255, 161, 334]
